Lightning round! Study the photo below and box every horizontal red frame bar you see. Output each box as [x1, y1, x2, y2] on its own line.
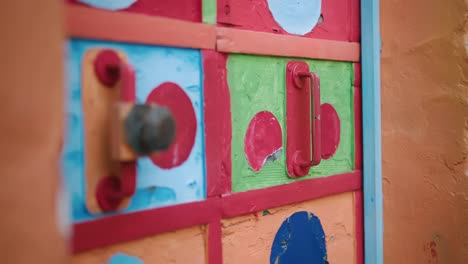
[73, 171, 361, 253]
[66, 6, 360, 62]
[221, 171, 362, 218]
[216, 28, 361, 62]
[66, 6, 216, 49]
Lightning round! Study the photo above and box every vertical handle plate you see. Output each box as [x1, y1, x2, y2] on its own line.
[286, 61, 322, 178]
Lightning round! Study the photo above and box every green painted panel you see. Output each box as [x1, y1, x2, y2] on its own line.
[202, 0, 216, 24]
[228, 54, 355, 192]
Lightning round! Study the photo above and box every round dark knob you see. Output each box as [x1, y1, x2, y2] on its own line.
[124, 104, 176, 156]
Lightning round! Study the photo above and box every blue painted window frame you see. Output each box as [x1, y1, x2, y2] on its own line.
[361, 0, 383, 263]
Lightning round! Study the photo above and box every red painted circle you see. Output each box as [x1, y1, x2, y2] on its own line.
[146, 82, 197, 169]
[244, 111, 283, 172]
[320, 103, 340, 160]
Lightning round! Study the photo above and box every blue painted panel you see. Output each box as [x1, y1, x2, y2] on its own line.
[270, 211, 328, 264]
[63, 39, 206, 222]
[108, 253, 144, 264]
[267, 0, 321, 35]
[361, 0, 383, 263]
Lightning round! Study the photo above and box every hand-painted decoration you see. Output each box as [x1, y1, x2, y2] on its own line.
[107, 253, 144, 264]
[320, 103, 341, 159]
[64, 1, 366, 262]
[266, 0, 321, 35]
[146, 82, 197, 169]
[228, 54, 354, 192]
[270, 211, 328, 264]
[63, 39, 206, 221]
[69, 0, 202, 22]
[244, 111, 282, 172]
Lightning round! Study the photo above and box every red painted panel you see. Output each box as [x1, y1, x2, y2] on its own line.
[217, 0, 360, 42]
[202, 50, 232, 197]
[67, 0, 202, 22]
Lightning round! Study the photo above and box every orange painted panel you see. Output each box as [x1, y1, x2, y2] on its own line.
[72, 225, 207, 264]
[222, 192, 356, 264]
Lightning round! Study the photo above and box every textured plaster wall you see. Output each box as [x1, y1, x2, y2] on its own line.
[0, 1, 68, 263]
[381, 0, 468, 263]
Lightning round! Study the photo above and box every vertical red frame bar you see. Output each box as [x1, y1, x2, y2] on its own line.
[207, 219, 223, 264]
[202, 50, 232, 197]
[355, 190, 364, 264]
[354, 62, 364, 264]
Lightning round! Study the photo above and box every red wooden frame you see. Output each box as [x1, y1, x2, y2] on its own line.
[355, 190, 364, 264]
[203, 50, 232, 197]
[66, 6, 216, 49]
[208, 219, 223, 263]
[217, 28, 360, 62]
[73, 171, 361, 253]
[67, 4, 365, 262]
[67, 6, 360, 63]
[217, 0, 360, 42]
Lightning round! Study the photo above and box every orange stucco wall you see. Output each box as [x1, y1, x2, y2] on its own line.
[0, 1, 68, 263]
[381, 0, 468, 262]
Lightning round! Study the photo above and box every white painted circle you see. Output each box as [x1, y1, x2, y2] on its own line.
[78, 0, 137, 11]
[267, 0, 322, 35]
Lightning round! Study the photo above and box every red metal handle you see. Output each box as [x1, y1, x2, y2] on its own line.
[94, 49, 137, 211]
[286, 61, 322, 178]
[296, 71, 322, 167]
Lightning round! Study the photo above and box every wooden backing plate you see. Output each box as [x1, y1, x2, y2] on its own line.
[82, 49, 131, 214]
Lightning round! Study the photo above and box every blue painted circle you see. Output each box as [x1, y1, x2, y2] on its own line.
[266, 0, 322, 35]
[270, 211, 328, 264]
[78, 0, 137, 10]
